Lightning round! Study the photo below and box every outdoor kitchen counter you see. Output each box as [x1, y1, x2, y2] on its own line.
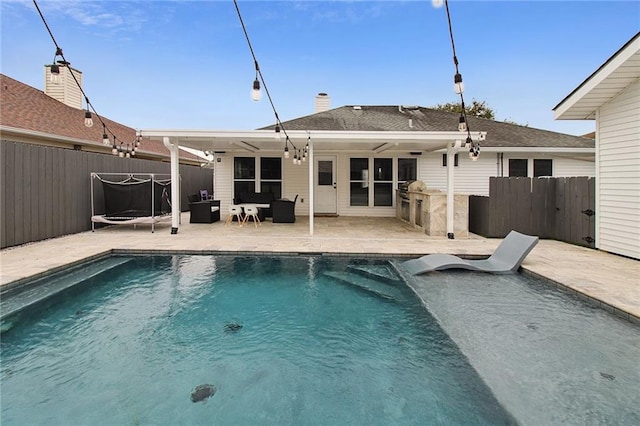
[397, 190, 469, 238]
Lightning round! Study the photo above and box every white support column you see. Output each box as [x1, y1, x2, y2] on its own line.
[446, 140, 462, 239]
[308, 139, 314, 236]
[163, 136, 181, 234]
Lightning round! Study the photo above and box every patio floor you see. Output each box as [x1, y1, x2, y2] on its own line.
[1, 215, 638, 323]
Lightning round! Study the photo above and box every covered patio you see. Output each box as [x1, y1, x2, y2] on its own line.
[139, 129, 486, 237]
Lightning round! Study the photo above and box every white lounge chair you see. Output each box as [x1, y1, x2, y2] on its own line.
[402, 230, 539, 275]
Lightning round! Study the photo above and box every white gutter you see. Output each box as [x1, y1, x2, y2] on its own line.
[163, 136, 181, 234]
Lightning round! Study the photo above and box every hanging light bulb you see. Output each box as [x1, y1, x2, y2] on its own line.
[102, 125, 110, 145]
[454, 72, 464, 94]
[112, 137, 118, 156]
[130, 148, 136, 157]
[302, 151, 307, 162]
[251, 60, 262, 101]
[49, 64, 60, 83]
[251, 78, 262, 101]
[84, 110, 94, 127]
[465, 136, 472, 149]
[458, 114, 467, 132]
[297, 150, 302, 165]
[293, 150, 298, 164]
[284, 143, 290, 159]
[275, 125, 281, 141]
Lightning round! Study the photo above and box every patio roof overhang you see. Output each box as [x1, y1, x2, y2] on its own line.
[140, 129, 486, 154]
[139, 128, 487, 237]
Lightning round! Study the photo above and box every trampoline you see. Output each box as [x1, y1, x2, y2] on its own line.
[90, 173, 172, 233]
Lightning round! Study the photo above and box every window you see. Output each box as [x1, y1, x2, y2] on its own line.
[534, 159, 552, 177]
[373, 158, 393, 206]
[509, 159, 528, 177]
[234, 157, 282, 198]
[234, 157, 255, 195]
[442, 153, 459, 167]
[349, 158, 368, 206]
[398, 158, 417, 183]
[260, 157, 282, 198]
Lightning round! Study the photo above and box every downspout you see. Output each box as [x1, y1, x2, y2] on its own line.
[163, 136, 181, 234]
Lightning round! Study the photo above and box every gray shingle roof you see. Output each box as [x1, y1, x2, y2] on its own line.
[261, 105, 594, 149]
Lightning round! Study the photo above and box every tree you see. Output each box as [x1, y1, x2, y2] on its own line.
[432, 99, 495, 120]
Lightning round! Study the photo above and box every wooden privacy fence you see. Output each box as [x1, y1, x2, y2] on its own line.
[469, 177, 595, 247]
[1, 140, 213, 249]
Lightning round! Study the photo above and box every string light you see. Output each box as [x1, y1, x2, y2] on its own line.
[102, 124, 109, 145]
[33, 0, 137, 158]
[437, 0, 480, 159]
[233, 0, 303, 165]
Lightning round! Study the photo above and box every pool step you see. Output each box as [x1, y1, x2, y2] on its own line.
[346, 264, 404, 285]
[323, 271, 406, 302]
[0, 256, 133, 322]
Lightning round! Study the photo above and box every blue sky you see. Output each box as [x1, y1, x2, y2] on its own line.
[1, 0, 638, 136]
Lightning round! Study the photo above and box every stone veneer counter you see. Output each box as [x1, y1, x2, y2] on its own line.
[397, 190, 469, 238]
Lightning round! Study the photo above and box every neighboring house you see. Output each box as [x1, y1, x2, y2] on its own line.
[142, 94, 595, 235]
[554, 32, 640, 260]
[0, 73, 200, 164]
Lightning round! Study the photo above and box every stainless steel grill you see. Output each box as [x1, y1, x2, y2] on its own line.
[398, 180, 426, 199]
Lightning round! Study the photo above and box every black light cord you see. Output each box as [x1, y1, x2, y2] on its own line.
[443, 0, 478, 153]
[32, 0, 138, 152]
[233, 0, 297, 150]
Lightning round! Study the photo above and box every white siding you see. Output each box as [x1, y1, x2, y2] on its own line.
[213, 155, 233, 216]
[44, 67, 83, 109]
[420, 153, 497, 196]
[597, 79, 640, 259]
[553, 157, 595, 177]
[282, 157, 309, 216]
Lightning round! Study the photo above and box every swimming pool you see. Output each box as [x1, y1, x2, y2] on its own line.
[1, 254, 638, 425]
[0, 255, 514, 425]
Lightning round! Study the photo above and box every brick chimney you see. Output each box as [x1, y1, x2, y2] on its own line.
[315, 92, 330, 113]
[44, 64, 83, 109]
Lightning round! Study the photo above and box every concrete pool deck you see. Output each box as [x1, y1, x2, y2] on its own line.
[1, 215, 638, 323]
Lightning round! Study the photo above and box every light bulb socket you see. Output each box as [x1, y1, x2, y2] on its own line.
[251, 79, 262, 101]
[454, 73, 464, 94]
[84, 110, 94, 128]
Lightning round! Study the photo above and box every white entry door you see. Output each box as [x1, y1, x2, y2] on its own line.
[314, 156, 337, 214]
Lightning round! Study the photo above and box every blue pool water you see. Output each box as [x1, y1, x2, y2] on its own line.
[0, 255, 515, 425]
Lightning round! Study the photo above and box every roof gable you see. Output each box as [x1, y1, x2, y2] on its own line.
[554, 32, 640, 120]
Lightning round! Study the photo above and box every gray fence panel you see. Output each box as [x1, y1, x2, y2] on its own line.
[470, 176, 595, 247]
[1, 140, 213, 249]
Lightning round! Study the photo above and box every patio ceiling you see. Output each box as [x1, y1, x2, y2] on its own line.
[140, 129, 486, 155]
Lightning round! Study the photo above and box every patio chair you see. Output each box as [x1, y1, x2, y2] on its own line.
[402, 230, 539, 275]
[225, 205, 244, 227]
[242, 204, 261, 227]
[188, 194, 220, 224]
[271, 195, 298, 223]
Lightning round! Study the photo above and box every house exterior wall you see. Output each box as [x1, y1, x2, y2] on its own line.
[596, 79, 640, 259]
[219, 149, 596, 219]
